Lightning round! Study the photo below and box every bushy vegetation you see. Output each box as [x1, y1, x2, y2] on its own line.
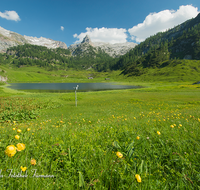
[0, 97, 61, 122]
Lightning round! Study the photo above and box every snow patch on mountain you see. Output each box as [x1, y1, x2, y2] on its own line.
[24, 35, 67, 49]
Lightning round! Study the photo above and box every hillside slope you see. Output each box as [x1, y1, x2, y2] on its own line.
[109, 13, 200, 75]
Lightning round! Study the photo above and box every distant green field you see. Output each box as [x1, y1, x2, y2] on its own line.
[0, 65, 128, 83]
[1, 59, 200, 84]
[0, 81, 200, 189]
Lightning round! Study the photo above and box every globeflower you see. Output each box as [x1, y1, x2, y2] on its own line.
[20, 166, 27, 172]
[31, 159, 36, 165]
[15, 135, 20, 140]
[16, 143, 25, 151]
[135, 174, 142, 182]
[17, 129, 22, 133]
[5, 145, 17, 157]
[116, 152, 123, 158]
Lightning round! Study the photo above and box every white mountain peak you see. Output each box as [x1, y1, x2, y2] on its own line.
[68, 34, 138, 57]
[0, 26, 67, 52]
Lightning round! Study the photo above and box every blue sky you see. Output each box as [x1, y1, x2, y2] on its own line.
[0, 0, 200, 46]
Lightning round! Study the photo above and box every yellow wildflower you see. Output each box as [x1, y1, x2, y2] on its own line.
[13, 128, 15, 130]
[5, 145, 17, 157]
[116, 152, 123, 158]
[136, 136, 140, 140]
[170, 125, 174, 128]
[135, 174, 142, 182]
[20, 166, 27, 172]
[27, 128, 31, 131]
[16, 143, 25, 151]
[157, 131, 161, 135]
[15, 135, 20, 140]
[17, 129, 21, 133]
[30, 159, 36, 166]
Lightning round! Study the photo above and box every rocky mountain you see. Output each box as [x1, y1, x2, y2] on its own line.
[0, 26, 26, 52]
[0, 26, 67, 53]
[68, 35, 95, 56]
[24, 35, 67, 49]
[0, 27, 137, 57]
[68, 35, 137, 57]
[93, 41, 137, 57]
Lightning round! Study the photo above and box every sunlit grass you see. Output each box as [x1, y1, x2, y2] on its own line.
[0, 84, 199, 189]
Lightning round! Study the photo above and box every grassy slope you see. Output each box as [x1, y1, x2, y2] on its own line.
[0, 64, 129, 83]
[0, 63, 200, 189]
[1, 59, 200, 84]
[141, 60, 200, 82]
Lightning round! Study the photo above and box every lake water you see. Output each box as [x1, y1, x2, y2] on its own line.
[8, 83, 140, 92]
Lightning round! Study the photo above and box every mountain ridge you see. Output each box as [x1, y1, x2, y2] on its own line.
[0, 26, 137, 57]
[0, 26, 67, 53]
[68, 35, 137, 57]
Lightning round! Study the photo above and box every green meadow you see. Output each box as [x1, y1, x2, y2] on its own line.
[0, 68, 200, 189]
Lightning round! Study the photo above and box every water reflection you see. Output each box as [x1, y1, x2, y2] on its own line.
[8, 83, 140, 92]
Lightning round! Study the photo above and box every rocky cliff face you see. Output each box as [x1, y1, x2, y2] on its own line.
[0, 26, 67, 53]
[68, 35, 96, 57]
[68, 35, 137, 57]
[93, 41, 137, 57]
[24, 35, 67, 49]
[0, 26, 27, 52]
[81, 35, 94, 46]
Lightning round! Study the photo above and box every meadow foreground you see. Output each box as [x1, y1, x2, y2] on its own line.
[0, 83, 200, 189]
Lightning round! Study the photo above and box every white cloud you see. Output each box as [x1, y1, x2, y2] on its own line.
[128, 5, 199, 43]
[73, 27, 128, 44]
[73, 33, 78, 38]
[61, 26, 64, 31]
[0, 10, 20, 21]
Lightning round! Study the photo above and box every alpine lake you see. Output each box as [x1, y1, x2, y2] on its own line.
[7, 83, 141, 93]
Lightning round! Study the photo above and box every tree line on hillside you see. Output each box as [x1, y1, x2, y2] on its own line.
[0, 44, 114, 71]
[97, 20, 200, 75]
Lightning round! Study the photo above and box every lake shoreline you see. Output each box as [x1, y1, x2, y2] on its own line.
[7, 82, 142, 92]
